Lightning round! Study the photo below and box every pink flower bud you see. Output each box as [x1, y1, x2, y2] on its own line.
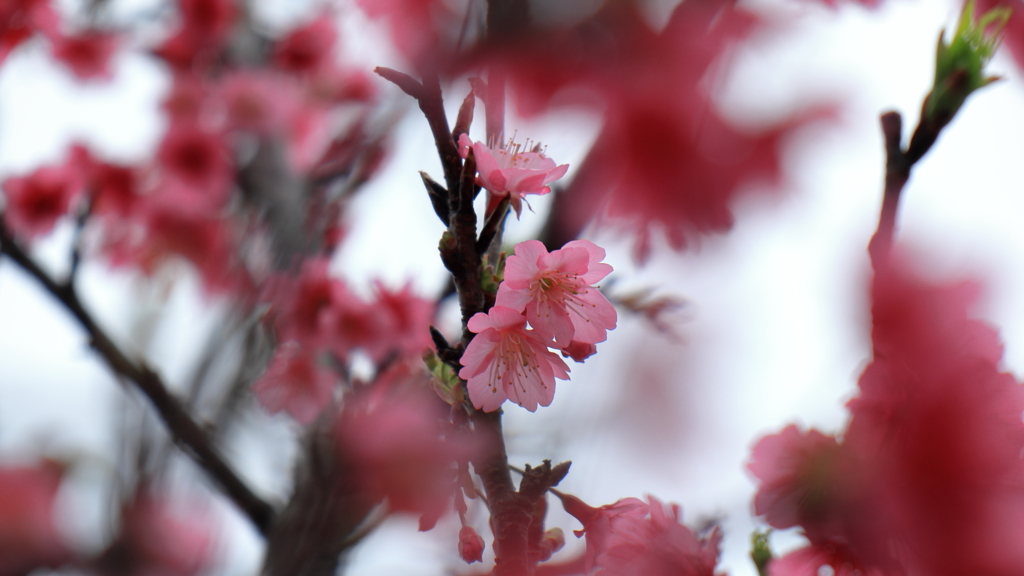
[458, 526, 485, 564]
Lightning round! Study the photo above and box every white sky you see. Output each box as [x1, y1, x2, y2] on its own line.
[4, 0, 1024, 574]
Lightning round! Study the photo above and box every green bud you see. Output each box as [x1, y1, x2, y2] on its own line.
[750, 529, 773, 576]
[480, 251, 508, 296]
[439, 230, 457, 253]
[422, 349, 464, 405]
[925, 0, 1010, 126]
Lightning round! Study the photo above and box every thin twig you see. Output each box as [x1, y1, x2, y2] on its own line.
[0, 222, 276, 535]
[868, 108, 949, 268]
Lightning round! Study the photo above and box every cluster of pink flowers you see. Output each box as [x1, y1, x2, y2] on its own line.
[0, 461, 70, 575]
[748, 257, 1024, 576]
[459, 239, 616, 412]
[255, 259, 435, 424]
[0, 0, 118, 81]
[101, 489, 216, 576]
[1, 2, 376, 297]
[336, 360, 479, 528]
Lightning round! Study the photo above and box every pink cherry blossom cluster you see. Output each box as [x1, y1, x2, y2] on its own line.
[255, 259, 434, 424]
[1, 1, 377, 296]
[0, 0, 117, 81]
[459, 239, 617, 412]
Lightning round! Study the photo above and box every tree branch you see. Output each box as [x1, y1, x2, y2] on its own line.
[0, 222, 276, 535]
[868, 107, 950, 268]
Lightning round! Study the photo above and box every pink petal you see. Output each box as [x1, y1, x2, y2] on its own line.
[495, 282, 532, 313]
[545, 163, 570, 183]
[467, 311, 495, 333]
[468, 371, 508, 412]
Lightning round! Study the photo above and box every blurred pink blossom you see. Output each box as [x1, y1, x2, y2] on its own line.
[2, 152, 85, 239]
[116, 491, 216, 576]
[557, 492, 721, 576]
[49, 31, 117, 81]
[749, 256, 1024, 575]
[338, 362, 477, 523]
[253, 342, 336, 424]
[458, 526, 485, 564]
[0, 461, 70, 575]
[273, 14, 337, 75]
[0, 0, 57, 64]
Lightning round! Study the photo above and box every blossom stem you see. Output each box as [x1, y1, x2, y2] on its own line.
[373, 67, 463, 200]
[868, 107, 951, 268]
[0, 221, 276, 535]
[477, 197, 510, 257]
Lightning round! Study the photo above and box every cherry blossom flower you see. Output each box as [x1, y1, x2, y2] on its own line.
[0, 461, 70, 575]
[747, 424, 851, 534]
[178, 0, 236, 39]
[155, 0, 236, 70]
[497, 239, 616, 347]
[109, 490, 216, 576]
[0, 0, 57, 65]
[267, 258, 336, 348]
[338, 362, 477, 523]
[458, 526, 485, 564]
[156, 121, 233, 208]
[218, 71, 300, 136]
[844, 260, 1024, 575]
[49, 31, 118, 81]
[104, 197, 248, 294]
[2, 154, 85, 239]
[459, 306, 570, 412]
[561, 340, 597, 363]
[457, 133, 568, 217]
[557, 492, 721, 576]
[372, 280, 434, 359]
[273, 14, 338, 75]
[253, 342, 336, 424]
[327, 280, 390, 362]
[90, 161, 140, 218]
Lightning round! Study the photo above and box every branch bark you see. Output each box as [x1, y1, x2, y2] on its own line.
[0, 222, 276, 535]
[868, 107, 951, 268]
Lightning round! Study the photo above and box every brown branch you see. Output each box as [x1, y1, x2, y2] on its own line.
[470, 409, 531, 576]
[373, 66, 422, 99]
[442, 148, 485, 343]
[868, 107, 950, 268]
[477, 197, 510, 257]
[0, 221, 276, 535]
[390, 52, 542, 575]
[376, 67, 464, 220]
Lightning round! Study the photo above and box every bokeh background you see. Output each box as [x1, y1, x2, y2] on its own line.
[3, 0, 1024, 574]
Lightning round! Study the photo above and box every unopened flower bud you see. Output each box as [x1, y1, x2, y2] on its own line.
[458, 526, 485, 564]
[924, 0, 1009, 128]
